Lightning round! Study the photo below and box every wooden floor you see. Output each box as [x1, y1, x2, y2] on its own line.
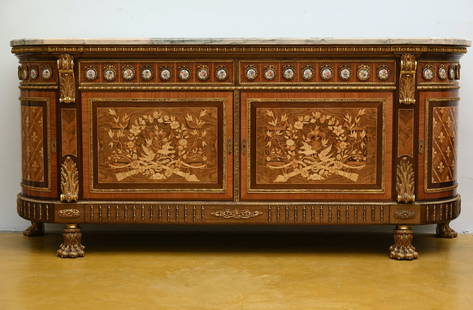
[0, 229, 472, 310]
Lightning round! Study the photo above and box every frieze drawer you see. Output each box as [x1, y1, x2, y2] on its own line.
[11, 37, 469, 260]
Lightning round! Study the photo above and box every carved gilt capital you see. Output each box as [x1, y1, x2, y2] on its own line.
[57, 54, 75, 103]
[399, 54, 417, 105]
[396, 156, 415, 203]
[60, 156, 79, 202]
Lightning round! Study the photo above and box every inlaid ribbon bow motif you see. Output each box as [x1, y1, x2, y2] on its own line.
[263, 108, 369, 183]
[104, 108, 212, 182]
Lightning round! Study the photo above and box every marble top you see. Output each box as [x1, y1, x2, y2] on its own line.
[10, 38, 471, 47]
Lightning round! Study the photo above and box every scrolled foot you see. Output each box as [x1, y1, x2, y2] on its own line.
[23, 221, 44, 237]
[57, 224, 85, 258]
[436, 222, 458, 238]
[389, 225, 419, 260]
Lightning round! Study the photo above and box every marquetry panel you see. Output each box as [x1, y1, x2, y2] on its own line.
[21, 103, 46, 184]
[96, 104, 219, 185]
[430, 105, 457, 184]
[417, 90, 458, 199]
[78, 60, 234, 85]
[239, 60, 396, 84]
[20, 91, 58, 198]
[240, 92, 393, 200]
[81, 91, 233, 200]
[254, 105, 378, 185]
[397, 109, 414, 157]
[60, 109, 77, 156]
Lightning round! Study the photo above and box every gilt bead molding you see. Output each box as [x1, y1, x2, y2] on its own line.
[78, 85, 397, 91]
[11, 45, 468, 56]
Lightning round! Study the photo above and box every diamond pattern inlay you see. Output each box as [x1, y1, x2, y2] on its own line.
[432, 106, 456, 183]
[21, 105, 45, 183]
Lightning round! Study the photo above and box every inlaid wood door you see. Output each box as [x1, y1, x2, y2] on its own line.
[81, 91, 233, 200]
[417, 90, 458, 200]
[20, 90, 58, 198]
[240, 91, 393, 201]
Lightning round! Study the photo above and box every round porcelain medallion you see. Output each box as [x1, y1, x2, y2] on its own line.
[339, 67, 351, 80]
[423, 67, 434, 80]
[160, 68, 171, 81]
[264, 68, 276, 80]
[30, 68, 38, 80]
[123, 68, 135, 80]
[302, 67, 313, 80]
[357, 66, 370, 81]
[85, 68, 97, 80]
[197, 67, 209, 81]
[246, 67, 257, 80]
[104, 68, 116, 81]
[438, 66, 447, 80]
[141, 68, 153, 80]
[320, 66, 333, 80]
[42, 68, 52, 80]
[21, 68, 28, 80]
[283, 67, 295, 80]
[448, 66, 456, 80]
[178, 68, 190, 81]
[216, 68, 228, 81]
[377, 67, 389, 80]
[18, 66, 26, 80]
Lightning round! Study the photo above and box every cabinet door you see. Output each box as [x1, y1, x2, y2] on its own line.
[240, 91, 393, 201]
[417, 90, 458, 200]
[81, 91, 233, 200]
[20, 90, 58, 198]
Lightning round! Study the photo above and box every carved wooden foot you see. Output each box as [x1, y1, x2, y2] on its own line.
[57, 224, 85, 258]
[389, 225, 418, 260]
[436, 222, 458, 238]
[23, 221, 44, 237]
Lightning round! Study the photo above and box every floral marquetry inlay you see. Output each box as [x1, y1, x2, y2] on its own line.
[21, 105, 45, 183]
[96, 105, 219, 185]
[432, 106, 457, 184]
[254, 105, 379, 186]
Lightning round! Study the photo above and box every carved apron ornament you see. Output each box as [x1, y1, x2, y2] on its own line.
[58, 208, 80, 218]
[211, 209, 263, 219]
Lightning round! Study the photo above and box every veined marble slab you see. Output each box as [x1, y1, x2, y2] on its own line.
[10, 37, 471, 47]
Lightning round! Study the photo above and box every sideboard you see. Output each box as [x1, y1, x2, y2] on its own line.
[11, 38, 470, 259]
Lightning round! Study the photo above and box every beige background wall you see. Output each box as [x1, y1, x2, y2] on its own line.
[0, 0, 472, 232]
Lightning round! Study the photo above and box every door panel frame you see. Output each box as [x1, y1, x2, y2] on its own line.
[81, 91, 233, 200]
[240, 91, 393, 201]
